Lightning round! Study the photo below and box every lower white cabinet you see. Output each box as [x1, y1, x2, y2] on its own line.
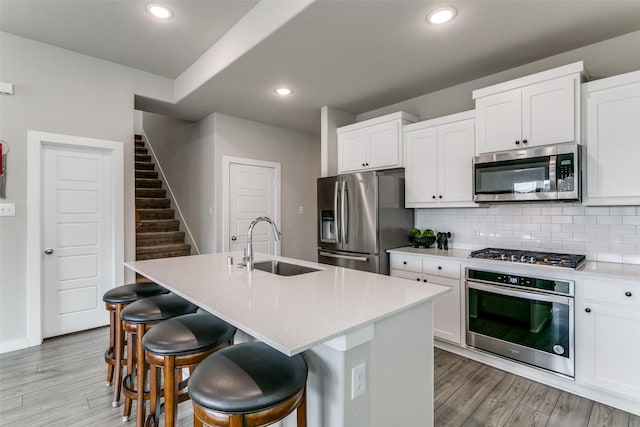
[576, 277, 640, 401]
[390, 253, 462, 344]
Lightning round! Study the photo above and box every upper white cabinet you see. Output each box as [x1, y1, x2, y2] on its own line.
[404, 110, 477, 208]
[473, 61, 584, 154]
[582, 70, 640, 205]
[338, 111, 418, 173]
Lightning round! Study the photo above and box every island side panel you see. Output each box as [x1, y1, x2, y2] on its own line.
[370, 301, 434, 427]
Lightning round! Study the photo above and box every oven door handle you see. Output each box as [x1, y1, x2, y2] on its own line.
[467, 281, 572, 305]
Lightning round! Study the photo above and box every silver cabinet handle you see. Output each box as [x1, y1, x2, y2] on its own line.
[44, 248, 54, 255]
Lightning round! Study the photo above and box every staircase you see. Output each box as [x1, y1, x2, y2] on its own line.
[135, 135, 191, 263]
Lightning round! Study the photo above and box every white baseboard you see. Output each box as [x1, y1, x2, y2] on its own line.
[0, 337, 30, 354]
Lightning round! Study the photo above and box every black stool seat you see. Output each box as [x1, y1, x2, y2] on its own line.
[142, 312, 237, 355]
[120, 293, 198, 324]
[103, 282, 168, 304]
[189, 342, 308, 414]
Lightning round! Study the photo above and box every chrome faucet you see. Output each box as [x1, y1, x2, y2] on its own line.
[245, 216, 281, 272]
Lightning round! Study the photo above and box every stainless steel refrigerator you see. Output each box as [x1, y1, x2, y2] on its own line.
[317, 169, 413, 275]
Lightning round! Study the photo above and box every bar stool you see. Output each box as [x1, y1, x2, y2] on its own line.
[120, 293, 198, 426]
[103, 282, 169, 407]
[188, 342, 308, 427]
[142, 312, 237, 427]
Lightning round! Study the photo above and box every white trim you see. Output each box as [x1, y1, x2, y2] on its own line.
[222, 156, 281, 254]
[139, 130, 200, 255]
[0, 338, 29, 355]
[26, 131, 124, 349]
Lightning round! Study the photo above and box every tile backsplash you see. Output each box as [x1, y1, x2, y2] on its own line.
[415, 203, 640, 265]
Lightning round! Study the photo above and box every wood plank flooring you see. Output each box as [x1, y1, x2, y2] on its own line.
[1, 328, 638, 426]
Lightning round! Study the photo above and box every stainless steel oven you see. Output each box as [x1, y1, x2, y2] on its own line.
[466, 268, 575, 378]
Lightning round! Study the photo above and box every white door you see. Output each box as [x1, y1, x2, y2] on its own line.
[475, 90, 522, 153]
[42, 144, 111, 338]
[438, 119, 475, 203]
[228, 162, 278, 256]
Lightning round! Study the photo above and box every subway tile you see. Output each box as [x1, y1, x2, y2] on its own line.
[541, 223, 563, 232]
[504, 223, 522, 231]
[522, 207, 541, 215]
[521, 240, 542, 249]
[596, 234, 623, 244]
[572, 233, 592, 243]
[597, 216, 622, 225]
[610, 207, 637, 216]
[561, 241, 585, 253]
[562, 206, 585, 216]
[573, 215, 597, 225]
[610, 244, 638, 255]
[623, 216, 640, 225]
[586, 207, 610, 216]
[597, 253, 623, 263]
[531, 232, 552, 240]
[531, 215, 551, 224]
[585, 224, 610, 234]
[585, 243, 611, 254]
[622, 234, 640, 245]
[561, 224, 585, 233]
[542, 207, 563, 215]
[610, 225, 636, 235]
[522, 224, 541, 232]
[552, 216, 573, 224]
[622, 254, 640, 265]
[552, 232, 573, 240]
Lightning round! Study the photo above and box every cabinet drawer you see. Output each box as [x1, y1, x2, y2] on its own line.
[390, 255, 422, 273]
[390, 269, 423, 282]
[422, 259, 460, 279]
[582, 280, 640, 308]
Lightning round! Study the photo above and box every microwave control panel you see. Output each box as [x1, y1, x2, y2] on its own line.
[557, 153, 575, 191]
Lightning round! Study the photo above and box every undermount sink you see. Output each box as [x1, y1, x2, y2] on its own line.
[252, 260, 321, 276]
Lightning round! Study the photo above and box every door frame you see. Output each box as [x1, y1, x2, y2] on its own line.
[26, 131, 124, 347]
[221, 156, 281, 254]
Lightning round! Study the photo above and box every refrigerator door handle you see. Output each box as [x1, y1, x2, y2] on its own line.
[319, 251, 368, 262]
[341, 181, 348, 244]
[334, 181, 340, 243]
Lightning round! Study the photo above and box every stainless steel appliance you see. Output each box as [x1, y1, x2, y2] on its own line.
[465, 247, 582, 378]
[469, 248, 586, 269]
[473, 143, 580, 202]
[317, 169, 413, 275]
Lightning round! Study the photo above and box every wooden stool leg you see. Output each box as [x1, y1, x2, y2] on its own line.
[123, 326, 136, 422]
[164, 355, 177, 427]
[136, 323, 147, 427]
[147, 362, 161, 427]
[106, 308, 115, 386]
[297, 386, 307, 427]
[112, 303, 125, 407]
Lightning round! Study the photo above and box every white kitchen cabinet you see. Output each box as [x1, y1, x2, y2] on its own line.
[404, 111, 477, 208]
[576, 277, 640, 401]
[390, 253, 462, 344]
[582, 70, 640, 205]
[473, 61, 583, 154]
[338, 111, 417, 173]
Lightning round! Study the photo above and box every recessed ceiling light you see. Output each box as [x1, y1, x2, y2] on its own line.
[146, 4, 173, 19]
[274, 88, 293, 96]
[427, 7, 456, 25]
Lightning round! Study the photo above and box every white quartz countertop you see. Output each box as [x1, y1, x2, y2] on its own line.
[388, 246, 640, 281]
[125, 252, 448, 356]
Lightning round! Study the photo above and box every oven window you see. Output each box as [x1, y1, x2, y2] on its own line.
[468, 287, 570, 358]
[475, 158, 550, 194]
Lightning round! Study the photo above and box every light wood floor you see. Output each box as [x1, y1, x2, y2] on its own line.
[1, 327, 638, 426]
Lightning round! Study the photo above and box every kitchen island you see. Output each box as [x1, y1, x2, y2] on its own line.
[125, 252, 449, 427]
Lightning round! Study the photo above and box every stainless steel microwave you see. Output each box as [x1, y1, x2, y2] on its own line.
[473, 144, 580, 202]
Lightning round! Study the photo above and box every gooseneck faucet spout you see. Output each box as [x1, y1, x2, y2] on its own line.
[246, 216, 281, 272]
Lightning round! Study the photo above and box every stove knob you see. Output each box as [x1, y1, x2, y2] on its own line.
[510, 255, 517, 262]
[500, 254, 507, 261]
[520, 255, 527, 262]
[530, 256, 536, 263]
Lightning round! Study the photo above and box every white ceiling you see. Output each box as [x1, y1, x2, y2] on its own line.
[2, 0, 640, 135]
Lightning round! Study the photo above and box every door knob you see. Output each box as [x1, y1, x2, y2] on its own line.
[44, 248, 54, 255]
[231, 236, 237, 241]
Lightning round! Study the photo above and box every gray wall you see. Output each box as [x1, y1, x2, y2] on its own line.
[213, 113, 320, 261]
[140, 112, 320, 262]
[0, 32, 172, 349]
[358, 30, 640, 123]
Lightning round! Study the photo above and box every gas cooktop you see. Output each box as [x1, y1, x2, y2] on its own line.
[469, 248, 586, 269]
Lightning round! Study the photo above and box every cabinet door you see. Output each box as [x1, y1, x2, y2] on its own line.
[338, 129, 367, 173]
[585, 80, 640, 202]
[522, 76, 575, 147]
[404, 128, 438, 206]
[437, 120, 475, 203]
[424, 276, 461, 345]
[475, 90, 521, 154]
[578, 301, 640, 399]
[367, 121, 401, 170]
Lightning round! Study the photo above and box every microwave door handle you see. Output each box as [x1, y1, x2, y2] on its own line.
[334, 181, 340, 243]
[549, 155, 558, 193]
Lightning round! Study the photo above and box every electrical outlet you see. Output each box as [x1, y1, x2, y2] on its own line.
[351, 362, 366, 399]
[0, 202, 15, 216]
[298, 206, 304, 215]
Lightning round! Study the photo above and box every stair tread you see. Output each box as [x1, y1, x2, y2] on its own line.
[137, 230, 184, 236]
[136, 243, 190, 253]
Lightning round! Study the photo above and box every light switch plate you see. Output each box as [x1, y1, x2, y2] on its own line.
[0, 202, 15, 216]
